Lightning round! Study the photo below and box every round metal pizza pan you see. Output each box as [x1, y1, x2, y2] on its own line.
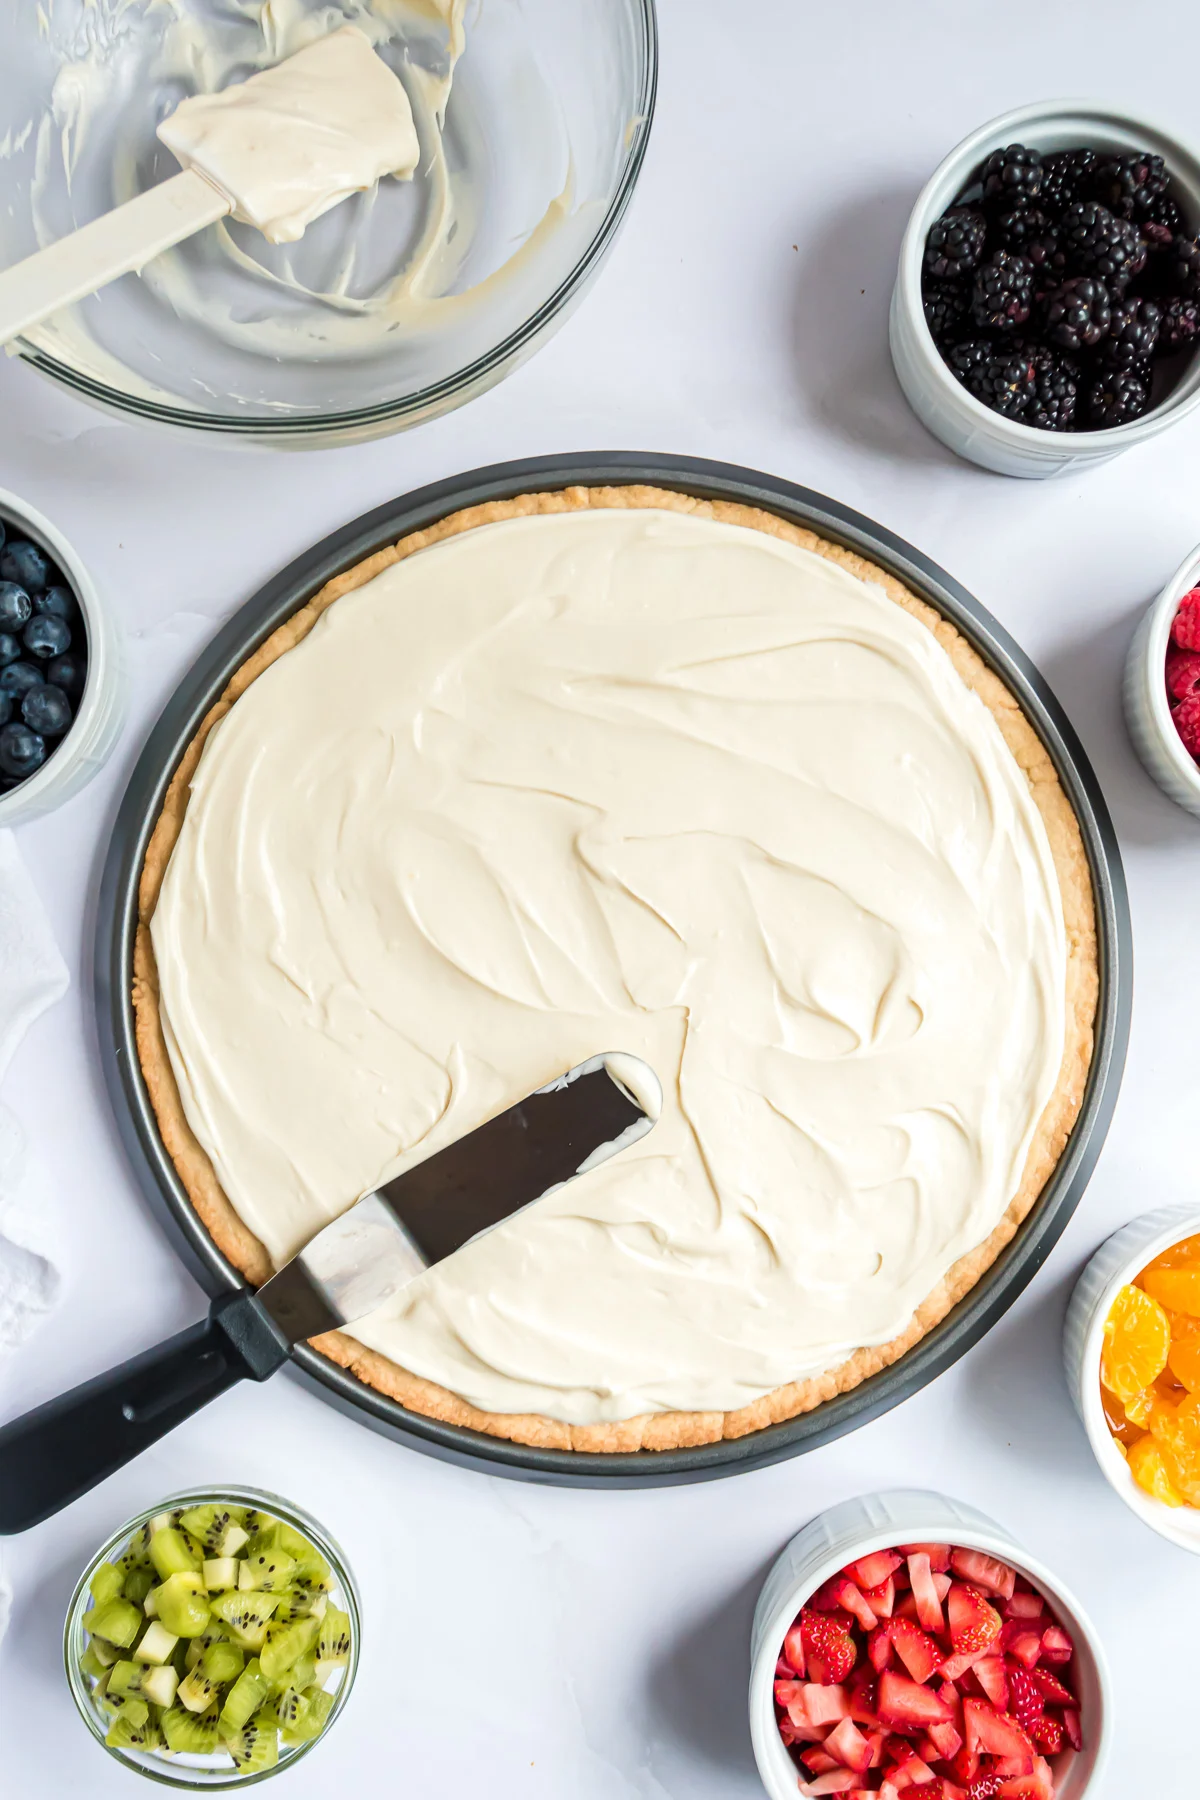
[95, 451, 1132, 1488]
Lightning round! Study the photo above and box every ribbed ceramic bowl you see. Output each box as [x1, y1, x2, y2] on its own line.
[749, 1489, 1112, 1800]
[0, 486, 123, 824]
[891, 99, 1200, 478]
[1123, 542, 1200, 817]
[1064, 1205, 1200, 1552]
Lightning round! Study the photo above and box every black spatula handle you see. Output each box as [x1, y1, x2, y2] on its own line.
[0, 1291, 289, 1534]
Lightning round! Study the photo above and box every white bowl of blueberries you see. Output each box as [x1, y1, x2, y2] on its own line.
[891, 100, 1200, 478]
[0, 489, 122, 822]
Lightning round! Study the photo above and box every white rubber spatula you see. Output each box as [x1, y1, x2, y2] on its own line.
[0, 25, 419, 347]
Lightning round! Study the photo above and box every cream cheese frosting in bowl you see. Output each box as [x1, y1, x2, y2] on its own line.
[0, 0, 655, 443]
[146, 503, 1073, 1430]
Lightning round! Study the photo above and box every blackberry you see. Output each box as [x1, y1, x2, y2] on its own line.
[963, 346, 1038, 417]
[924, 206, 987, 279]
[1040, 148, 1099, 214]
[1025, 344, 1080, 431]
[971, 251, 1034, 331]
[1143, 191, 1186, 237]
[1086, 366, 1151, 427]
[1041, 276, 1112, 350]
[922, 278, 972, 344]
[1091, 152, 1169, 220]
[992, 204, 1058, 261]
[1099, 296, 1162, 368]
[942, 338, 993, 384]
[1165, 234, 1200, 298]
[1158, 295, 1200, 353]
[1059, 202, 1145, 288]
[980, 144, 1043, 209]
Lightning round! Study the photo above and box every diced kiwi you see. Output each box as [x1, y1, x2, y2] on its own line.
[227, 1712, 279, 1773]
[80, 1644, 110, 1681]
[179, 1504, 237, 1554]
[134, 1621, 179, 1665]
[140, 1663, 179, 1709]
[317, 1606, 351, 1665]
[260, 1614, 320, 1685]
[89, 1562, 126, 1608]
[277, 1649, 316, 1694]
[184, 1623, 231, 1670]
[122, 1565, 155, 1606]
[83, 1597, 142, 1648]
[217, 1522, 250, 1558]
[88, 1636, 120, 1669]
[156, 1572, 211, 1638]
[162, 1703, 222, 1755]
[178, 1639, 244, 1711]
[149, 1526, 201, 1581]
[177, 1665, 220, 1714]
[263, 1683, 309, 1732]
[282, 1686, 334, 1746]
[210, 1588, 280, 1650]
[106, 1708, 162, 1752]
[239, 1509, 270, 1538]
[203, 1557, 239, 1593]
[218, 1658, 270, 1739]
[107, 1659, 143, 1697]
[142, 1586, 159, 1618]
[238, 1539, 296, 1592]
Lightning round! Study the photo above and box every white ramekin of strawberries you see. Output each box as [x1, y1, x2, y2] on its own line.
[748, 1490, 1111, 1800]
[1124, 540, 1200, 817]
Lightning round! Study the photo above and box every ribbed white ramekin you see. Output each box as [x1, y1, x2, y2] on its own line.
[1123, 543, 1200, 817]
[750, 1489, 1110, 1800]
[1064, 1205, 1200, 1552]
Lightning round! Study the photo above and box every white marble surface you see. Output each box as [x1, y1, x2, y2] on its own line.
[3, 1, 1200, 1792]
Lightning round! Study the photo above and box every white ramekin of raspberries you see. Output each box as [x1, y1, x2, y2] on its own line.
[1124, 540, 1200, 818]
[749, 1490, 1112, 1800]
[891, 101, 1200, 478]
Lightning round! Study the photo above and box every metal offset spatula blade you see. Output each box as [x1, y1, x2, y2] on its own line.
[257, 1052, 661, 1341]
[0, 1053, 660, 1533]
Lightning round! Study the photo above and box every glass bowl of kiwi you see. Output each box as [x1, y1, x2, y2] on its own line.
[63, 1486, 360, 1787]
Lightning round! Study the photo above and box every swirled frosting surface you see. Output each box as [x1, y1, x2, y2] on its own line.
[151, 508, 1067, 1423]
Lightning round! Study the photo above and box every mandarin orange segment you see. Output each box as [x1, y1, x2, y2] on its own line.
[1141, 1232, 1200, 1276]
[1127, 1434, 1186, 1507]
[1101, 1382, 1147, 1446]
[1101, 1284, 1171, 1400]
[1149, 1394, 1200, 1504]
[1142, 1269, 1200, 1317]
[1169, 1337, 1200, 1395]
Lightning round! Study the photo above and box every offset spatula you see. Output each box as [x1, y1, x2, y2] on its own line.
[0, 1054, 659, 1534]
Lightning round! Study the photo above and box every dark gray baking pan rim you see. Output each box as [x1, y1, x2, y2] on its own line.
[94, 452, 1132, 1489]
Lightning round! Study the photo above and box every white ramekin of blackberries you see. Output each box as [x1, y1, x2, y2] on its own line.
[0, 488, 122, 822]
[891, 101, 1200, 478]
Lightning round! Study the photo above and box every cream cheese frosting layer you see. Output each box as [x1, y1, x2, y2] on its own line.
[150, 507, 1068, 1425]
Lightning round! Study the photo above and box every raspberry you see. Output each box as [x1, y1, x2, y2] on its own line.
[1176, 695, 1200, 759]
[1172, 589, 1200, 650]
[1166, 648, 1200, 702]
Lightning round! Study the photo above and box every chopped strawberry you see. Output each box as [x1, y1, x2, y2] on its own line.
[826, 1718, 874, 1774]
[804, 1684, 852, 1727]
[995, 1758, 1053, 1800]
[831, 1577, 879, 1633]
[932, 1572, 953, 1601]
[878, 1671, 955, 1729]
[1004, 1666, 1043, 1734]
[963, 1701, 1035, 1777]
[865, 1727, 886, 1768]
[800, 1748, 841, 1774]
[783, 1623, 808, 1677]
[926, 1719, 964, 1761]
[941, 1647, 987, 1682]
[802, 1608, 859, 1684]
[869, 1625, 895, 1673]
[1172, 588, 1200, 651]
[1062, 1708, 1082, 1751]
[848, 1675, 879, 1726]
[890, 1617, 945, 1684]
[1039, 1625, 1073, 1664]
[961, 1781, 1001, 1800]
[947, 1745, 981, 1785]
[908, 1554, 946, 1633]
[1002, 1592, 1044, 1622]
[938, 1676, 963, 1714]
[884, 1733, 916, 1765]
[973, 1658, 1008, 1710]
[862, 1576, 897, 1620]
[1027, 1666, 1073, 1706]
[893, 1592, 921, 1623]
[888, 1751, 936, 1789]
[948, 1585, 1002, 1657]
[879, 1784, 902, 1800]
[1165, 647, 1200, 701]
[899, 1543, 952, 1572]
[777, 1654, 798, 1680]
[1029, 1714, 1063, 1756]
[1005, 1631, 1044, 1671]
[844, 1551, 903, 1591]
[799, 1772, 860, 1796]
[1176, 694, 1200, 758]
[776, 1679, 805, 1709]
[949, 1550, 1016, 1602]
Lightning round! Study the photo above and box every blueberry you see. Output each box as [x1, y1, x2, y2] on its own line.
[46, 651, 86, 700]
[0, 694, 9, 727]
[21, 682, 71, 737]
[0, 582, 31, 632]
[23, 614, 70, 659]
[0, 540, 50, 594]
[0, 633, 20, 667]
[0, 661, 42, 702]
[0, 722, 46, 780]
[34, 585, 77, 624]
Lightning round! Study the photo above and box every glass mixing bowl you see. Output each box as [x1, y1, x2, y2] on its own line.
[0, 0, 656, 446]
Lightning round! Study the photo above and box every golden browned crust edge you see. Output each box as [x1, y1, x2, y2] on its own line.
[133, 485, 1099, 1453]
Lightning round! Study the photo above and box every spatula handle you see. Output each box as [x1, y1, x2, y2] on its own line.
[0, 1291, 288, 1534]
[0, 169, 229, 347]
